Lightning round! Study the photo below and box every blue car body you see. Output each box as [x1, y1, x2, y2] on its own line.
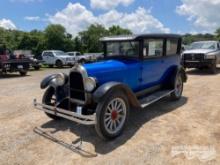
[84, 54, 181, 93]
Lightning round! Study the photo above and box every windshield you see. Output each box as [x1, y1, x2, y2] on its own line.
[54, 51, 67, 56]
[106, 41, 139, 57]
[189, 42, 216, 50]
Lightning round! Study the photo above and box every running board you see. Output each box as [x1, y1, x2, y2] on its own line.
[139, 89, 174, 108]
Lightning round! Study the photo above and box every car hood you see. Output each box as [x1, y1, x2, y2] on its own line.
[183, 49, 215, 54]
[83, 59, 139, 84]
[84, 59, 127, 74]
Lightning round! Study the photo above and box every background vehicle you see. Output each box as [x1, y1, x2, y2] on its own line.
[67, 51, 97, 63]
[42, 50, 75, 68]
[34, 34, 187, 140]
[0, 45, 29, 76]
[14, 50, 41, 70]
[182, 41, 220, 73]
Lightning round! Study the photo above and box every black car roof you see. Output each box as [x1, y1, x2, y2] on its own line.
[100, 33, 181, 42]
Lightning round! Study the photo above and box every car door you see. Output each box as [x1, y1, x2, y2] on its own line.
[141, 38, 166, 88]
[47, 52, 55, 64]
[42, 52, 49, 64]
[163, 38, 181, 77]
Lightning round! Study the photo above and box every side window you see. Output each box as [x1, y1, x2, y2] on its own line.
[43, 52, 48, 57]
[48, 52, 54, 57]
[143, 39, 163, 57]
[76, 52, 81, 56]
[166, 39, 178, 56]
[217, 43, 220, 49]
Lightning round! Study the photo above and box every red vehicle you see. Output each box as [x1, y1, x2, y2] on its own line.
[0, 45, 29, 76]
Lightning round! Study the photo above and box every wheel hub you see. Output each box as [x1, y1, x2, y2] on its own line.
[111, 110, 118, 120]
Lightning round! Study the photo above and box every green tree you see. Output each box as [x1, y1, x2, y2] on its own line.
[79, 24, 108, 52]
[108, 25, 132, 35]
[215, 28, 220, 40]
[44, 24, 66, 50]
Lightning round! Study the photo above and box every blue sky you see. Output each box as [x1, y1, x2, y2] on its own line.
[0, 0, 219, 35]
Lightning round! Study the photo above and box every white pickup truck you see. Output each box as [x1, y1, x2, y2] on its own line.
[42, 50, 75, 68]
[67, 51, 97, 64]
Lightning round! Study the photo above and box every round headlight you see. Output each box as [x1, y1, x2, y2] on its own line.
[52, 73, 65, 86]
[84, 77, 96, 92]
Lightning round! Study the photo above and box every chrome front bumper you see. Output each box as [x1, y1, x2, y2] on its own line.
[33, 99, 96, 125]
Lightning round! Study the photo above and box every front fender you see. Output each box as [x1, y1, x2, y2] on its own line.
[40, 74, 57, 89]
[93, 82, 141, 108]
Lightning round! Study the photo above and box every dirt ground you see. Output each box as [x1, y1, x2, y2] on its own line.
[0, 68, 220, 165]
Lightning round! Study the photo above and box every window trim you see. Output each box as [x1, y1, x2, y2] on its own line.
[142, 38, 165, 59]
[165, 38, 179, 56]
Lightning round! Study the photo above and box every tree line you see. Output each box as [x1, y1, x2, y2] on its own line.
[0, 23, 220, 58]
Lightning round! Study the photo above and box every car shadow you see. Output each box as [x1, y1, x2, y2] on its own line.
[0, 74, 30, 79]
[186, 67, 220, 75]
[36, 96, 188, 156]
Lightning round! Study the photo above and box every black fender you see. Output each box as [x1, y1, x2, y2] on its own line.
[93, 82, 141, 109]
[170, 66, 187, 89]
[177, 66, 187, 83]
[40, 74, 57, 89]
[40, 73, 68, 89]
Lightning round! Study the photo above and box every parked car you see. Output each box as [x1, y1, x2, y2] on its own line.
[182, 41, 220, 73]
[0, 46, 29, 76]
[34, 34, 187, 140]
[67, 51, 97, 63]
[28, 56, 41, 70]
[42, 50, 75, 68]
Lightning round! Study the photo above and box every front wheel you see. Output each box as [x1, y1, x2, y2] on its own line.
[170, 73, 183, 100]
[42, 87, 61, 120]
[19, 70, 27, 76]
[95, 92, 129, 140]
[210, 61, 217, 74]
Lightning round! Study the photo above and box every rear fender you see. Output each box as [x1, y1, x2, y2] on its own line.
[93, 82, 141, 109]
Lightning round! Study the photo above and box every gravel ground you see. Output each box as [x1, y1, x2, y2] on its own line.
[0, 68, 219, 165]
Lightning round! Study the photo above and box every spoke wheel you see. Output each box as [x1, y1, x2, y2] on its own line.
[95, 92, 129, 140]
[171, 73, 183, 100]
[104, 98, 126, 135]
[174, 75, 183, 97]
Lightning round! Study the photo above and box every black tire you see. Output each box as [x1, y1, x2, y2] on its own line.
[210, 61, 217, 74]
[170, 73, 183, 101]
[19, 70, 27, 76]
[95, 91, 129, 140]
[79, 59, 86, 64]
[34, 66, 40, 70]
[56, 60, 63, 68]
[42, 87, 61, 120]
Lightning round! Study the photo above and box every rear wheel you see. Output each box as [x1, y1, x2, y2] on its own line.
[56, 60, 63, 68]
[95, 92, 129, 140]
[42, 87, 61, 120]
[79, 59, 86, 64]
[34, 65, 40, 70]
[19, 70, 27, 76]
[171, 73, 183, 100]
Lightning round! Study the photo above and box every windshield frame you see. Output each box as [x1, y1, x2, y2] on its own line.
[103, 40, 140, 59]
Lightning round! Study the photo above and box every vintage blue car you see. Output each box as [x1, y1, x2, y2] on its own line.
[34, 34, 187, 139]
